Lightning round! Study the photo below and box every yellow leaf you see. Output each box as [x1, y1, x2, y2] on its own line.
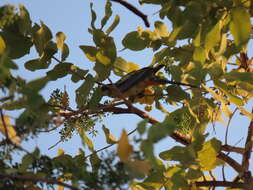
[57, 178, 65, 190]
[0, 115, 21, 144]
[102, 125, 117, 144]
[57, 149, 64, 156]
[238, 107, 253, 119]
[128, 160, 152, 175]
[96, 51, 111, 65]
[126, 62, 140, 73]
[221, 103, 232, 118]
[117, 129, 133, 162]
[0, 35, 6, 54]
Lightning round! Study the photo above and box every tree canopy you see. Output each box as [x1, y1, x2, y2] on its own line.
[0, 0, 253, 189]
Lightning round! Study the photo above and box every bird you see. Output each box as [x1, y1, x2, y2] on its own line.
[101, 64, 196, 101]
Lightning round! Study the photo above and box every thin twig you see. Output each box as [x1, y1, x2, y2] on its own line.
[225, 108, 238, 145]
[217, 152, 244, 173]
[84, 128, 137, 159]
[110, 0, 150, 27]
[0, 173, 79, 190]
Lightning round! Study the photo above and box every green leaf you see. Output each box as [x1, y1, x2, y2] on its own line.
[80, 45, 97, 62]
[70, 66, 88, 83]
[230, 7, 251, 46]
[18, 5, 32, 35]
[39, 41, 57, 63]
[101, 1, 112, 29]
[148, 116, 178, 143]
[159, 146, 195, 165]
[89, 87, 103, 108]
[47, 62, 73, 80]
[90, 153, 101, 171]
[33, 21, 53, 55]
[122, 31, 148, 51]
[197, 138, 221, 171]
[90, 3, 97, 29]
[106, 15, 120, 35]
[193, 46, 206, 63]
[205, 21, 221, 50]
[56, 31, 66, 51]
[61, 43, 69, 61]
[2, 99, 26, 110]
[102, 125, 117, 144]
[1, 31, 32, 59]
[166, 85, 190, 102]
[19, 154, 34, 172]
[26, 76, 49, 92]
[0, 35, 6, 54]
[24, 58, 49, 71]
[214, 80, 244, 106]
[225, 70, 253, 85]
[137, 119, 148, 135]
[185, 168, 203, 180]
[76, 74, 95, 106]
[93, 62, 112, 81]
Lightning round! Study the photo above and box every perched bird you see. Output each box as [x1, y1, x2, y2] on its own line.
[101, 64, 195, 101]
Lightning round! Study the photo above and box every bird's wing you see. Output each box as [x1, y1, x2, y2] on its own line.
[115, 64, 165, 92]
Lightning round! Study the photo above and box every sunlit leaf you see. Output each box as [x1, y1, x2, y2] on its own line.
[102, 125, 117, 144]
[197, 138, 221, 171]
[0, 114, 21, 144]
[101, 1, 112, 29]
[96, 50, 111, 65]
[106, 15, 120, 35]
[0, 35, 6, 54]
[33, 21, 53, 55]
[79, 129, 94, 152]
[205, 21, 221, 50]
[56, 31, 66, 51]
[80, 45, 97, 62]
[154, 21, 169, 37]
[193, 46, 206, 63]
[117, 129, 133, 162]
[230, 7, 251, 46]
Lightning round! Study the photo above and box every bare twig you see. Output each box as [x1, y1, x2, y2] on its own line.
[0, 173, 79, 190]
[225, 108, 238, 145]
[242, 107, 253, 172]
[84, 128, 137, 159]
[110, 0, 150, 27]
[217, 152, 244, 173]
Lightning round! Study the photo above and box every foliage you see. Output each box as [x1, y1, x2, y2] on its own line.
[0, 1, 253, 190]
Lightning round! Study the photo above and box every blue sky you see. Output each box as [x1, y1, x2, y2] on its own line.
[1, 0, 252, 186]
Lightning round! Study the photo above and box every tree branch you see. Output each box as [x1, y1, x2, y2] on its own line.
[220, 144, 244, 154]
[0, 173, 80, 190]
[242, 107, 253, 172]
[195, 180, 246, 188]
[110, 0, 150, 27]
[217, 152, 244, 173]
